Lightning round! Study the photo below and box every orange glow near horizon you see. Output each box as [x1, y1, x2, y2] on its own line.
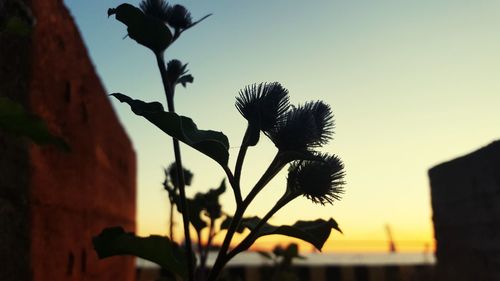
[249, 237, 435, 254]
[66, 0, 500, 261]
[137, 222, 435, 254]
[225, 233, 435, 254]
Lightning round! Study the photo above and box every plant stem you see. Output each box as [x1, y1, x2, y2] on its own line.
[231, 124, 254, 206]
[195, 230, 203, 281]
[208, 153, 286, 281]
[196, 229, 203, 262]
[156, 53, 195, 281]
[224, 193, 295, 263]
[201, 218, 215, 266]
[198, 217, 215, 281]
[223, 166, 241, 205]
[234, 125, 251, 186]
[169, 198, 175, 241]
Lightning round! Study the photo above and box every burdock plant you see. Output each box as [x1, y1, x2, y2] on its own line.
[92, 1, 345, 281]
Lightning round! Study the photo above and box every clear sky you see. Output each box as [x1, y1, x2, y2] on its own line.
[64, 0, 500, 252]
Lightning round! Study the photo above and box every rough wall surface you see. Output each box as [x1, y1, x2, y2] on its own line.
[0, 134, 31, 281]
[0, 1, 32, 278]
[429, 140, 500, 281]
[1, 0, 136, 281]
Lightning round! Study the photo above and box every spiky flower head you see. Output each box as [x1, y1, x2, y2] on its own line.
[168, 4, 192, 30]
[266, 101, 334, 152]
[165, 162, 193, 189]
[287, 154, 345, 205]
[236, 82, 290, 135]
[166, 59, 187, 79]
[139, 0, 172, 22]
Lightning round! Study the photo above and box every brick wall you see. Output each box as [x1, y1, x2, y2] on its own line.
[0, 1, 136, 281]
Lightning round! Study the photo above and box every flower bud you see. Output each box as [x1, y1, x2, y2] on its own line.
[266, 101, 334, 152]
[139, 0, 171, 22]
[235, 82, 290, 146]
[108, 3, 173, 53]
[287, 154, 345, 205]
[168, 4, 192, 30]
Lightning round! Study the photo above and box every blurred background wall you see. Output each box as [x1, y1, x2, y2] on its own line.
[0, 1, 136, 280]
[430, 140, 500, 281]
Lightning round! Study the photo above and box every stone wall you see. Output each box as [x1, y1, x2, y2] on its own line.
[0, 1, 136, 281]
[429, 140, 500, 281]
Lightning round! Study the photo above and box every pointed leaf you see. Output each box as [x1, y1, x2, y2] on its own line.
[194, 180, 226, 220]
[220, 217, 231, 231]
[111, 93, 229, 166]
[282, 243, 305, 260]
[220, 216, 247, 234]
[177, 74, 194, 87]
[164, 189, 207, 232]
[92, 227, 187, 280]
[241, 217, 341, 251]
[167, 181, 227, 232]
[0, 97, 69, 150]
[108, 3, 172, 53]
[187, 198, 208, 232]
[206, 179, 226, 197]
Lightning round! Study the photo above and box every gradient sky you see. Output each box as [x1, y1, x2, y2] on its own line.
[64, 0, 500, 252]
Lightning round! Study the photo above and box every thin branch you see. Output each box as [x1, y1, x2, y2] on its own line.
[200, 217, 216, 268]
[169, 198, 175, 241]
[234, 124, 252, 190]
[223, 165, 242, 205]
[225, 194, 294, 262]
[156, 53, 195, 281]
[207, 153, 286, 281]
[196, 230, 203, 259]
[172, 13, 213, 42]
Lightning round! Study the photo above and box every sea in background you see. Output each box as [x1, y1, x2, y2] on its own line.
[137, 252, 436, 268]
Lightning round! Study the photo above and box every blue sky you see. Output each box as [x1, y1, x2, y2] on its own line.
[64, 0, 500, 251]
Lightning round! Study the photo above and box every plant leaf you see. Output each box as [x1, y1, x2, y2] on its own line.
[193, 180, 225, 220]
[0, 97, 69, 151]
[283, 243, 299, 258]
[177, 74, 194, 87]
[282, 243, 305, 260]
[108, 3, 172, 53]
[92, 227, 187, 280]
[240, 217, 341, 251]
[168, 180, 227, 232]
[166, 191, 208, 232]
[220, 216, 247, 234]
[4, 16, 32, 36]
[220, 217, 231, 231]
[164, 181, 207, 232]
[111, 93, 229, 166]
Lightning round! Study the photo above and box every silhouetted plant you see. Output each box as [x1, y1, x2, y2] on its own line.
[0, 0, 35, 36]
[92, 1, 345, 281]
[164, 163, 229, 280]
[258, 243, 305, 281]
[163, 163, 193, 241]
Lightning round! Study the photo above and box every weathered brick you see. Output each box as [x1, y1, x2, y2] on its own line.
[0, 1, 136, 281]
